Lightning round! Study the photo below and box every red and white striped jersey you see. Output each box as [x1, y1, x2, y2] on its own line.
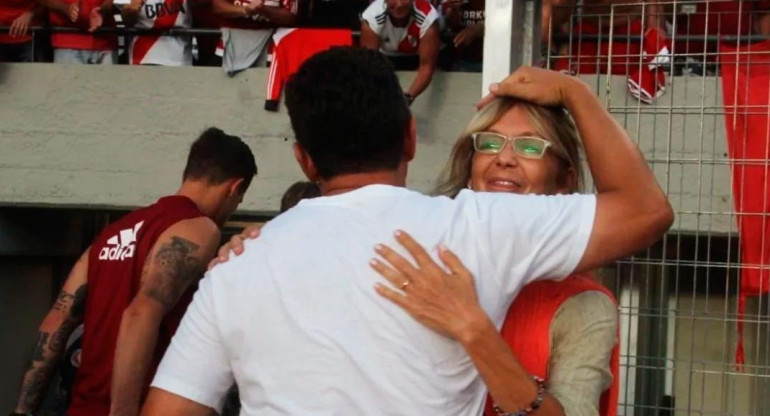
[361, 0, 439, 56]
[130, 0, 192, 66]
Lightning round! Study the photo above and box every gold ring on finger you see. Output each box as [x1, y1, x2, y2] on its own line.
[401, 280, 411, 290]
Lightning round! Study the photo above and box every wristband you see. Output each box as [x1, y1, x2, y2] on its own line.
[404, 93, 415, 106]
[492, 375, 546, 416]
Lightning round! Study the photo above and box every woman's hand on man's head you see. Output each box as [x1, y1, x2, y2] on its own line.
[477, 66, 590, 110]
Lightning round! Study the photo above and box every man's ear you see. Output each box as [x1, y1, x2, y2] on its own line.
[227, 178, 246, 196]
[403, 116, 417, 162]
[293, 143, 321, 182]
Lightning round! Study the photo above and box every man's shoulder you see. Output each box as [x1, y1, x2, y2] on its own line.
[362, 0, 387, 24]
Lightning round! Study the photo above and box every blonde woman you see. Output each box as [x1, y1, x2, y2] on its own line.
[372, 95, 620, 416]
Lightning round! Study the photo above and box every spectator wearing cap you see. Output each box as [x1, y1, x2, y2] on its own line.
[0, 0, 43, 62]
[361, 0, 440, 106]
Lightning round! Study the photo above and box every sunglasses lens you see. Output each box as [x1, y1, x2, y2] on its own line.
[513, 137, 547, 158]
[474, 133, 506, 153]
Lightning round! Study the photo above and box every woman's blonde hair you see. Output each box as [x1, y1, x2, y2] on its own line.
[434, 98, 584, 197]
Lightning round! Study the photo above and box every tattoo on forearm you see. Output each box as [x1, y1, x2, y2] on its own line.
[52, 291, 75, 313]
[143, 236, 203, 309]
[18, 283, 87, 412]
[31, 332, 48, 361]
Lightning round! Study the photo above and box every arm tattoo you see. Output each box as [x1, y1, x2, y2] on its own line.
[52, 291, 74, 312]
[17, 283, 86, 412]
[30, 332, 49, 362]
[143, 236, 204, 309]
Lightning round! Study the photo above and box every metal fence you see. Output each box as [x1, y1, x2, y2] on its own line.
[544, 1, 770, 415]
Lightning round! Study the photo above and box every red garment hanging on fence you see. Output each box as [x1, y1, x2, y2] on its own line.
[719, 40, 770, 367]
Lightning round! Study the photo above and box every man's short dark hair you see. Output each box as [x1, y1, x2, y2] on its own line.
[284, 47, 411, 179]
[183, 127, 258, 192]
[280, 181, 321, 213]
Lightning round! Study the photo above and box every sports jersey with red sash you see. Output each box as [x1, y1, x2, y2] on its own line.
[121, 0, 192, 65]
[49, 0, 116, 51]
[67, 195, 205, 416]
[361, 0, 439, 56]
[0, 0, 37, 44]
[484, 274, 620, 416]
[264, 28, 352, 111]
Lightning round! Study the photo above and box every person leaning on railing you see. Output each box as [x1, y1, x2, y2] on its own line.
[360, 0, 440, 106]
[0, 0, 45, 62]
[40, 0, 118, 64]
[117, 0, 194, 66]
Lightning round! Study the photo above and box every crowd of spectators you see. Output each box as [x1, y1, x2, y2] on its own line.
[2, 0, 770, 104]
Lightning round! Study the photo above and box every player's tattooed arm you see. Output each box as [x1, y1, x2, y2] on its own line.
[141, 236, 205, 311]
[111, 218, 219, 416]
[14, 249, 90, 414]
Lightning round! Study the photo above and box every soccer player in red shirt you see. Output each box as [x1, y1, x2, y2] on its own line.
[10, 128, 257, 416]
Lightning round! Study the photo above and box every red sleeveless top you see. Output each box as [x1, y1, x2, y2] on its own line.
[68, 196, 205, 416]
[484, 274, 620, 416]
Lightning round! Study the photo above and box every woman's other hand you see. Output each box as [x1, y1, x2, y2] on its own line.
[371, 230, 490, 343]
[207, 225, 261, 270]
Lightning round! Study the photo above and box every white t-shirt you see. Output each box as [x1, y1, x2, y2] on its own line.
[361, 0, 439, 56]
[152, 185, 596, 415]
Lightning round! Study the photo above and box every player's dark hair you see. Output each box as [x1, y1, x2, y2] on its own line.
[284, 47, 411, 179]
[280, 181, 321, 213]
[183, 127, 258, 192]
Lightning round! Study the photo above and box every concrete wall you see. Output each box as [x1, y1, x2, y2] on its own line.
[0, 63, 735, 233]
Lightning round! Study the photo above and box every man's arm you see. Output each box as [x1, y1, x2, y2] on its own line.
[359, 21, 380, 50]
[405, 23, 440, 101]
[120, 0, 146, 27]
[212, 0, 250, 19]
[38, 0, 79, 22]
[250, 0, 296, 26]
[12, 249, 90, 415]
[109, 217, 220, 416]
[142, 388, 215, 416]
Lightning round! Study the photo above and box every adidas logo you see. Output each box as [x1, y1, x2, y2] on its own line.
[98, 221, 144, 261]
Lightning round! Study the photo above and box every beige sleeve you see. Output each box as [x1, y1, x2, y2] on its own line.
[547, 291, 618, 416]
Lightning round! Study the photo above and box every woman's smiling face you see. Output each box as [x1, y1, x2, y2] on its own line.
[469, 105, 569, 195]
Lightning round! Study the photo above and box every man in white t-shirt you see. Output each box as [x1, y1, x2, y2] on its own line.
[141, 47, 673, 415]
[361, 0, 440, 105]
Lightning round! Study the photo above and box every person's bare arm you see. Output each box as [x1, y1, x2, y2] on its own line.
[481, 67, 674, 273]
[405, 23, 440, 100]
[109, 217, 220, 416]
[38, 0, 79, 21]
[251, 1, 296, 25]
[13, 249, 90, 415]
[120, 0, 146, 26]
[360, 21, 380, 50]
[141, 388, 216, 416]
[212, 0, 250, 19]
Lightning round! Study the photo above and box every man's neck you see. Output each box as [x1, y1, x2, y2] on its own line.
[176, 181, 219, 220]
[320, 170, 406, 197]
[389, 14, 411, 28]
